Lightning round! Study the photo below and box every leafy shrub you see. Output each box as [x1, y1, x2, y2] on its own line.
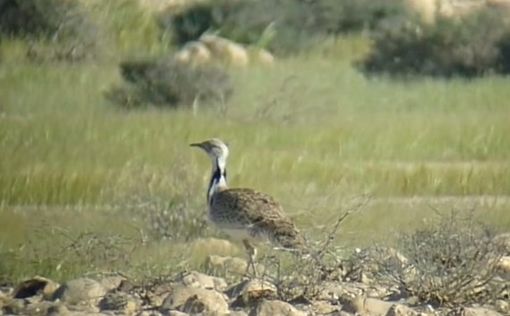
[106, 58, 233, 109]
[0, 0, 99, 61]
[360, 8, 510, 77]
[160, 0, 406, 54]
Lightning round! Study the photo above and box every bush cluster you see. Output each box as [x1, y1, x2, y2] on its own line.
[161, 0, 406, 54]
[106, 58, 233, 109]
[0, 0, 99, 61]
[360, 8, 510, 77]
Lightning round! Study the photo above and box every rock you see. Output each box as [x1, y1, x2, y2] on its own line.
[249, 299, 307, 316]
[496, 256, 510, 279]
[165, 311, 189, 316]
[494, 233, 510, 254]
[24, 300, 59, 316]
[229, 310, 249, 316]
[97, 275, 126, 292]
[46, 303, 70, 316]
[310, 300, 341, 315]
[137, 311, 164, 316]
[99, 291, 139, 314]
[161, 286, 228, 314]
[495, 300, 509, 314]
[1, 298, 25, 315]
[52, 277, 106, 307]
[229, 279, 277, 307]
[206, 255, 248, 275]
[341, 295, 394, 316]
[386, 304, 419, 316]
[12, 276, 60, 300]
[462, 307, 504, 316]
[178, 271, 227, 291]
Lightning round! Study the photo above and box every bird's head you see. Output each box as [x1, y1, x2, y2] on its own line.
[190, 138, 229, 164]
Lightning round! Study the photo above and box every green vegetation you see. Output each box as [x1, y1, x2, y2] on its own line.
[0, 0, 509, 288]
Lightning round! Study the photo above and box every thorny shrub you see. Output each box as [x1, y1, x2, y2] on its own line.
[360, 8, 510, 77]
[106, 58, 233, 109]
[364, 211, 508, 307]
[161, 0, 406, 54]
[0, 0, 99, 62]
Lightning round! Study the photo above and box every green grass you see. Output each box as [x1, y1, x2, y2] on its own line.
[1, 26, 510, 282]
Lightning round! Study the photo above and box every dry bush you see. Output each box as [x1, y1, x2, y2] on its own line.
[106, 58, 233, 109]
[161, 0, 407, 55]
[360, 8, 510, 77]
[372, 210, 507, 307]
[0, 0, 99, 62]
[0, 227, 143, 282]
[256, 197, 370, 301]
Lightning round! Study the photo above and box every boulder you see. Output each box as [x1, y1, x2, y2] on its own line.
[161, 286, 228, 314]
[178, 271, 227, 291]
[249, 299, 307, 316]
[52, 277, 106, 307]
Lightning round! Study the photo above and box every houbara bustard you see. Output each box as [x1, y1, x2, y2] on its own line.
[191, 138, 306, 275]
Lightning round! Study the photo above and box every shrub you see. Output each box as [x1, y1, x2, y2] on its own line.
[373, 211, 507, 307]
[360, 8, 510, 77]
[0, 0, 99, 61]
[106, 58, 233, 109]
[160, 0, 406, 54]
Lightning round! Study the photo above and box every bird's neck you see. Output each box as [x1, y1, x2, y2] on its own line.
[208, 157, 227, 204]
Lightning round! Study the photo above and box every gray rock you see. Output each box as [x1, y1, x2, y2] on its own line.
[230, 279, 277, 307]
[164, 311, 189, 316]
[52, 277, 106, 307]
[97, 275, 127, 292]
[161, 286, 228, 314]
[341, 295, 394, 316]
[99, 291, 140, 314]
[249, 299, 306, 316]
[310, 300, 341, 315]
[12, 276, 60, 300]
[495, 300, 509, 314]
[137, 311, 164, 316]
[386, 304, 419, 316]
[493, 233, 510, 254]
[178, 271, 227, 291]
[462, 307, 504, 316]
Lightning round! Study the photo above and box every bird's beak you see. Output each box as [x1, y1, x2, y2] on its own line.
[190, 142, 203, 148]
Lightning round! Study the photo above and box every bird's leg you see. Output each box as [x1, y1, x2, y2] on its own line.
[242, 239, 257, 277]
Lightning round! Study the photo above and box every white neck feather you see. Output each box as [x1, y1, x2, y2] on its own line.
[207, 157, 228, 204]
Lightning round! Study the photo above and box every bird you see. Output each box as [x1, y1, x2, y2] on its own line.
[190, 138, 305, 275]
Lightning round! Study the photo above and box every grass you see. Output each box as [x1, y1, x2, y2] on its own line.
[1, 9, 510, 283]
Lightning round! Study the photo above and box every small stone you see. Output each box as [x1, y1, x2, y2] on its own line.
[165, 311, 189, 316]
[462, 307, 504, 316]
[52, 277, 106, 306]
[496, 256, 510, 279]
[97, 275, 127, 292]
[161, 286, 228, 314]
[229, 279, 277, 307]
[495, 300, 509, 314]
[311, 300, 340, 314]
[249, 299, 307, 316]
[363, 298, 394, 315]
[12, 276, 60, 300]
[46, 303, 70, 316]
[99, 291, 140, 314]
[386, 304, 419, 316]
[137, 311, 164, 316]
[179, 271, 227, 291]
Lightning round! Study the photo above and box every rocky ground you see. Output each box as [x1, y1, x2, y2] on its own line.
[1, 248, 509, 316]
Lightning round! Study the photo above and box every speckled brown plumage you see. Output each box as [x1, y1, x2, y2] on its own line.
[210, 188, 305, 249]
[191, 138, 306, 275]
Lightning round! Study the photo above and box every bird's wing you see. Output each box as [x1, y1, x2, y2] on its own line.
[212, 188, 304, 249]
